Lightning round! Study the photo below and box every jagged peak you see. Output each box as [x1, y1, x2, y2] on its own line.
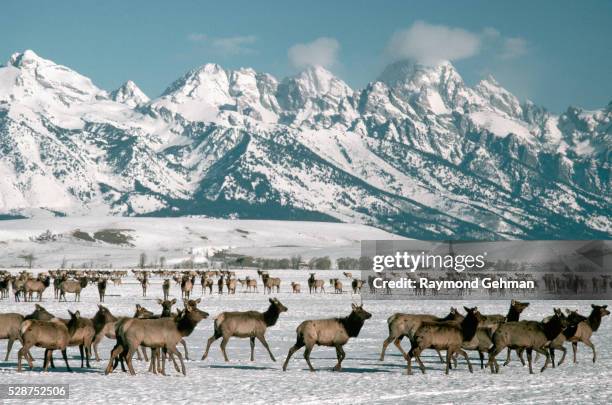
[8, 49, 47, 68]
[378, 59, 463, 89]
[161, 63, 229, 96]
[111, 80, 149, 107]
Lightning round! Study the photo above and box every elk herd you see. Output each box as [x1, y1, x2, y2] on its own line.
[0, 268, 610, 378]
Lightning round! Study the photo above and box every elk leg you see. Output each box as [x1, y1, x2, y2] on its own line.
[549, 348, 555, 368]
[256, 334, 276, 362]
[572, 342, 578, 363]
[406, 349, 413, 375]
[125, 347, 137, 376]
[535, 347, 550, 372]
[517, 348, 525, 365]
[584, 339, 596, 363]
[379, 336, 393, 361]
[445, 349, 452, 374]
[141, 345, 149, 362]
[436, 349, 445, 364]
[220, 335, 231, 362]
[5, 337, 15, 361]
[458, 349, 472, 373]
[487, 347, 501, 374]
[413, 348, 426, 374]
[148, 349, 157, 374]
[180, 338, 189, 361]
[93, 333, 103, 361]
[105, 343, 122, 374]
[169, 346, 186, 376]
[557, 345, 567, 366]
[303, 344, 315, 372]
[43, 349, 51, 372]
[202, 331, 221, 360]
[333, 344, 345, 372]
[61, 349, 71, 372]
[79, 345, 85, 368]
[394, 337, 408, 359]
[502, 348, 512, 366]
[283, 341, 305, 371]
[524, 348, 533, 374]
[250, 337, 255, 361]
[478, 350, 485, 369]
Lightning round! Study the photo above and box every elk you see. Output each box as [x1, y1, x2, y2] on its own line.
[308, 273, 325, 293]
[257, 270, 269, 279]
[181, 275, 194, 299]
[262, 274, 281, 294]
[406, 307, 484, 375]
[351, 279, 363, 294]
[283, 304, 372, 372]
[25, 274, 51, 301]
[111, 277, 122, 286]
[567, 304, 609, 364]
[59, 276, 88, 302]
[343, 272, 353, 279]
[202, 298, 288, 362]
[91, 304, 155, 362]
[202, 276, 214, 294]
[0, 276, 9, 299]
[163, 279, 171, 300]
[0, 312, 24, 361]
[139, 273, 149, 297]
[541, 309, 587, 367]
[18, 316, 72, 372]
[245, 277, 257, 293]
[481, 299, 530, 366]
[333, 279, 343, 294]
[65, 309, 95, 368]
[291, 282, 301, 293]
[487, 308, 569, 374]
[97, 278, 107, 302]
[217, 275, 224, 294]
[105, 302, 209, 376]
[226, 278, 237, 294]
[379, 307, 464, 361]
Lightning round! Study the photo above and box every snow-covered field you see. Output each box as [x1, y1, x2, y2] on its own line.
[0, 270, 611, 404]
[0, 217, 404, 268]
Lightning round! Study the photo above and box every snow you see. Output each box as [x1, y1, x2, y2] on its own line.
[0, 271, 610, 404]
[0, 217, 404, 268]
[469, 111, 533, 141]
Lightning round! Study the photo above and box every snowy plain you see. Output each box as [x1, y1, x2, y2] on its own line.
[0, 270, 610, 405]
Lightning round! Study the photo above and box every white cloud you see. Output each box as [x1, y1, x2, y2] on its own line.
[385, 21, 528, 65]
[288, 37, 340, 69]
[499, 37, 528, 59]
[386, 21, 481, 65]
[187, 33, 257, 55]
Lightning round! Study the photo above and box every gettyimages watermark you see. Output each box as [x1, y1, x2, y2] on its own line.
[359, 240, 612, 300]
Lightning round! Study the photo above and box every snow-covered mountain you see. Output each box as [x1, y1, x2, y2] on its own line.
[0, 50, 609, 239]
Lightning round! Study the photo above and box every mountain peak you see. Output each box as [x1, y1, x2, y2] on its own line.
[9, 49, 48, 68]
[378, 59, 462, 89]
[110, 80, 150, 107]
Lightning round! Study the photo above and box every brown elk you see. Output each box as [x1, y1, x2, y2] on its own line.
[567, 304, 609, 364]
[217, 275, 224, 294]
[406, 307, 484, 375]
[65, 309, 95, 368]
[105, 302, 209, 376]
[18, 316, 72, 372]
[333, 279, 343, 294]
[283, 304, 372, 372]
[202, 276, 214, 294]
[480, 299, 530, 367]
[59, 276, 89, 302]
[487, 308, 569, 374]
[379, 307, 464, 361]
[25, 274, 51, 301]
[91, 304, 155, 362]
[351, 279, 363, 294]
[162, 279, 171, 300]
[262, 274, 281, 294]
[202, 298, 288, 362]
[308, 273, 325, 293]
[181, 275, 194, 299]
[343, 272, 353, 279]
[97, 278, 107, 303]
[245, 277, 257, 293]
[0, 276, 9, 299]
[291, 282, 301, 293]
[226, 278, 237, 294]
[0, 312, 24, 361]
[139, 273, 149, 297]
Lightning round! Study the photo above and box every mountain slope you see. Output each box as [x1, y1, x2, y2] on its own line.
[0, 50, 609, 239]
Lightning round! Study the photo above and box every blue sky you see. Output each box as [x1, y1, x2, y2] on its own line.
[1, 0, 610, 112]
